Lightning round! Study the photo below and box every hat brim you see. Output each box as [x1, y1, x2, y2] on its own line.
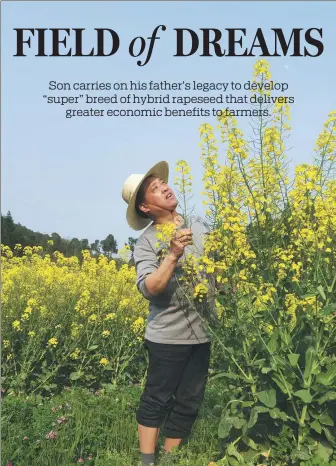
[126, 161, 169, 231]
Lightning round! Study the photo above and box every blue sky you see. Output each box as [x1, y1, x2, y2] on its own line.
[2, 1, 336, 248]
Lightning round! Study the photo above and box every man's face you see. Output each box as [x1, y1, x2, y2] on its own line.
[139, 176, 178, 218]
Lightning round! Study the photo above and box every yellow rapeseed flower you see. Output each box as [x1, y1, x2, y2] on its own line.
[12, 320, 21, 331]
[104, 313, 116, 321]
[70, 348, 81, 360]
[88, 314, 97, 323]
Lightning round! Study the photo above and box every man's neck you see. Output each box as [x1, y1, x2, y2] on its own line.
[153, 211, 184, 227]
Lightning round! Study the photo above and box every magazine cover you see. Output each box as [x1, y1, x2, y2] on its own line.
[1, 1, 336, 465]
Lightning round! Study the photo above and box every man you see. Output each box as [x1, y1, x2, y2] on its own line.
[122, 160, 215, 466]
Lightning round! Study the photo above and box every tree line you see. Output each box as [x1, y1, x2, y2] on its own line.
[1, 211, 137, 262]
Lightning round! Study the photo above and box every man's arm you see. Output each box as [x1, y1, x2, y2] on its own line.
[145, 253, 179, 296]
[134, 229, 193, 299]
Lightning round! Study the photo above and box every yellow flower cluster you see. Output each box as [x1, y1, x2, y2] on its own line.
[1, 246, 149, 387]
[193, 60, 336, 335]
[70, 348, 81, 360]
[131, 317, 146, 341]
[194, 283, 209, 302]
[253, 59, 271, 81]
[155, 222, 177, 254]
[48, 337, 58, 347]
[314, 110, 336, 157]
[251, 59, 272, 99]
[199, 114, 258, 292]
[174, 159, 193, 194]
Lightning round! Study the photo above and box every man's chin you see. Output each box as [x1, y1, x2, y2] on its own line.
[170, 199, 178, 209]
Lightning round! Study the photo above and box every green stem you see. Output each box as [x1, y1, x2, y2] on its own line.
[298, 405, 308, 448]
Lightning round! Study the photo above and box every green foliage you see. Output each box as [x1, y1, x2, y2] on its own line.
[1, 385, 220, 466]
[209, 286, 336, 465]
[1, 211, 122, 261]
[101, 234, 118, 257]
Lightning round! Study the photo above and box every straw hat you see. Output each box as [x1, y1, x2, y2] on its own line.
[122, 161, 169, 231]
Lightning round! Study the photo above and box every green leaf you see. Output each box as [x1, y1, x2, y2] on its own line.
[280, 330, 292, 347]
[294, 389, 312, 403]
[309, 409, 319, 420]
[242, 401, 254, 408]
[303, 347, 316, 383]
[256, 389, 276, 408]
[316, 365, 336, 386]
[231, 401, 239, 414]
[241, 436, 258, 451]
[288, 353, 300, 367]
[247, 408, 258, 429]
[271, 373, 292, 395]
[226, 347, 234, 354]
[315, 441, 333, 461]
[218, 416, 233, 439]
[319, 413, 334, 426]
[210, 372, 238, 381]
[321, 303, 336, 316]
[311, 420, 322, 434]
[253, 358, 266, 367]
[227, 458, 240, 466]
[261, 367, 272, 374]
[273, 355, 287, 369]
[322, 427, 336, 446]
[291, 449, 310, 461]
[268, 330, 279, 353]
[70, 372, 81, 381]
[227, 443, 244, 461]
[317, 285, 326, 300]
[232, 417, 246, 429]
[247, 406, 269, 429]
[317, 391, 336, 404]
[212, 372, 253, 384]
[256, 406, 270, 413]
[88, 345, 99, 351]
[269, 408, 287, 421]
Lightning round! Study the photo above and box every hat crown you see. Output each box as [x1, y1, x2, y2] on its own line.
[122, 174, 145, 204]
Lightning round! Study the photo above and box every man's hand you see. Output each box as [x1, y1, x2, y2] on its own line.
[144, 228, 193, 297]
[169, 228, 193, 260]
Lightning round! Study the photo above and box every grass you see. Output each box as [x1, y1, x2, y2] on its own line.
[1, 380, 226, 466]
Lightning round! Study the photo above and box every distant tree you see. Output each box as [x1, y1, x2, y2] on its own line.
[0, 213, 117, 261]
[127, 237, 137, 254]
[80, 239, 89, 250]
[67, 238, 81, 258]
[12, 222, 25, 246]
[29, 233, 38, 246]
[126, 237, 137, 266]
[51, 232, 62, 251]
[2, 211, 16, 247]
[90, 239, 101, 255]
[101, 234, 118, 258]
